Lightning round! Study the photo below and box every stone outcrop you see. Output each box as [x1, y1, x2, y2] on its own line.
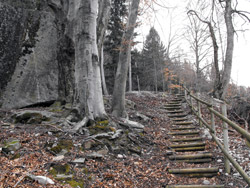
[0, 0, 75, 109]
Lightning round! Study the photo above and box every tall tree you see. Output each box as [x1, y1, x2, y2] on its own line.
[186, 12, 212, 92]
[112, 0, 140, 118]
[97, 0, 111, 95]
[104, 0, 127, 92]
[140, 27, 167, 92]
[73, 0, 106, 120]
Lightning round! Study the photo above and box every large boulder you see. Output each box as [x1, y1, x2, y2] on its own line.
[0, 1, 59, 109]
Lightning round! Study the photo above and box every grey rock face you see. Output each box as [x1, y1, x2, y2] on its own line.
[0, 1, 59, 109]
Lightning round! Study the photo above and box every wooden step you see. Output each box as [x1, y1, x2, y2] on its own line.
[168, 130, 199, 136]
[168, 114, 187, 118]
[166, 185, 224, 188]
[173, 146, 205, 152]
[175, 121, 193, 125]
[170, 142, 205, 148]
[171, 126, 196, 131]
[173, 158, 212, 163]
[170, 137, 203, 142]
[166, 104, 181, 107]
[169, 153, 213, 160]
[168, 167, 219, 177]
[165, 107, 182, 110]
[172, 118, 188, 122]
[167, 110, 184, 114]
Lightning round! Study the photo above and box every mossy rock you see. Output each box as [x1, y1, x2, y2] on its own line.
[49, 163, 71, 175]
[66, 179, 85, 188]
[14, 111, 50, 124]
[2, 139, 21, 153]
[88, 124, 115, 135]
[49, 139, 73, 155]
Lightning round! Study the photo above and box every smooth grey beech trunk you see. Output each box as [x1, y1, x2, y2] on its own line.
[97, 0, 110, 96]
[220, 0, 234, 99]
[73, 0, 106, 120]
[112, 0, 140, 118]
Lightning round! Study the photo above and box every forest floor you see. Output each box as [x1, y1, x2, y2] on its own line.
[0, 92, 249, 188]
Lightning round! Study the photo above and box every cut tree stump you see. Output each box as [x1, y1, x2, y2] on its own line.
[166, 185, 224, 188]
[170, 142, 205, 148]
[168, 130, 200, 136]
[170, 137, 203, 142]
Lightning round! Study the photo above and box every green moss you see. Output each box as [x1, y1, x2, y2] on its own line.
[50, 139, 73, 154]
[139, 132, 144, 137]
[82, 167, 88, 174]
[97, 120, 109, 126]
[11, 153, 20, 160]
[67, 179, 84, 188]
[49, 164, 71, 175]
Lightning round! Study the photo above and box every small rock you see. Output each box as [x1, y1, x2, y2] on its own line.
[117, 154, 123, 159]
[48, 132, 52, 135]
[203, 180, 210, 185]
[86, 152, 103, 159]
[165, 150, 174, 156]
[55, 174, 73, 180]
[228, 183, 233, 186]
[35, 133, 40, 137]
[219, 169, 223, 173]
[53, 155, 64, 161]
[72, 158, 85, 164]
[217, 159, 222, 163]
[233, 173, 240, 177]
[3, 139, 21, 153]
[97, 146, 109, 155]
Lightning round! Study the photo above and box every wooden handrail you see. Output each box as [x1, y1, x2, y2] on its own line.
[182, 85, 250, 186]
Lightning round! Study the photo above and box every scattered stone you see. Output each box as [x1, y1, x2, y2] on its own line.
[53, 155, 64, 161]
[28, 174, 55, 185]
[97, 146, 109, 155]
[86, 152, 104, 159]
[72, 158, 85, 164]
[217, 159, 222, 163]
[228, 183, 233, 186]
[165, 150, 174, 156]
[13, 110, 52, 124]
[2, 139, 21, 153]
[203, 180, 210, 185]
[55, 174, 73, 180]
[117, 154, 123, 159]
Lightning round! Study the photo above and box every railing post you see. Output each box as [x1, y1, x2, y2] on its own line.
[210, 98, 215, 136]
[184, 90, 187, 101]
[222, 102, 230, 174]
[190, 92, 193, 114]
[197, 93, 202, 127]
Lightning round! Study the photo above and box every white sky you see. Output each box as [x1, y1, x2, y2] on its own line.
[136, 0, 250, 87]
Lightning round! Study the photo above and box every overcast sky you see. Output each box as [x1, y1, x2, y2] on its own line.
[137, 0, 250, 87]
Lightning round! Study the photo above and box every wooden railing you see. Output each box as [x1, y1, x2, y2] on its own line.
[182, 86, 250, 186]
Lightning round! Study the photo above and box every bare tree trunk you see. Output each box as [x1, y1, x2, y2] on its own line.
[153, 58, 158, 93]
[97, 0, 111, 96]
[220, 0, 234, 99]
[112, 0, 140, 118]
[100, 47, 109, 95]
[128, 44, 132, 92]
[74, 0, 106, 120]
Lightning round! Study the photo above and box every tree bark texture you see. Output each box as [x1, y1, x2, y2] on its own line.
[73, 0, 106, 120]
[220, 0, 234, 99]
[112, 0, 140, 118]
[97, 0, 111, 96]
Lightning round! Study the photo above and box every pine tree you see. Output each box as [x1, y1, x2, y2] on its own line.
[140, 27, 167, 92]
[104, 0, 127, 92]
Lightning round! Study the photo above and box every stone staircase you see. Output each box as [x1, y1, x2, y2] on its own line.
[166, 94, 224, 188]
